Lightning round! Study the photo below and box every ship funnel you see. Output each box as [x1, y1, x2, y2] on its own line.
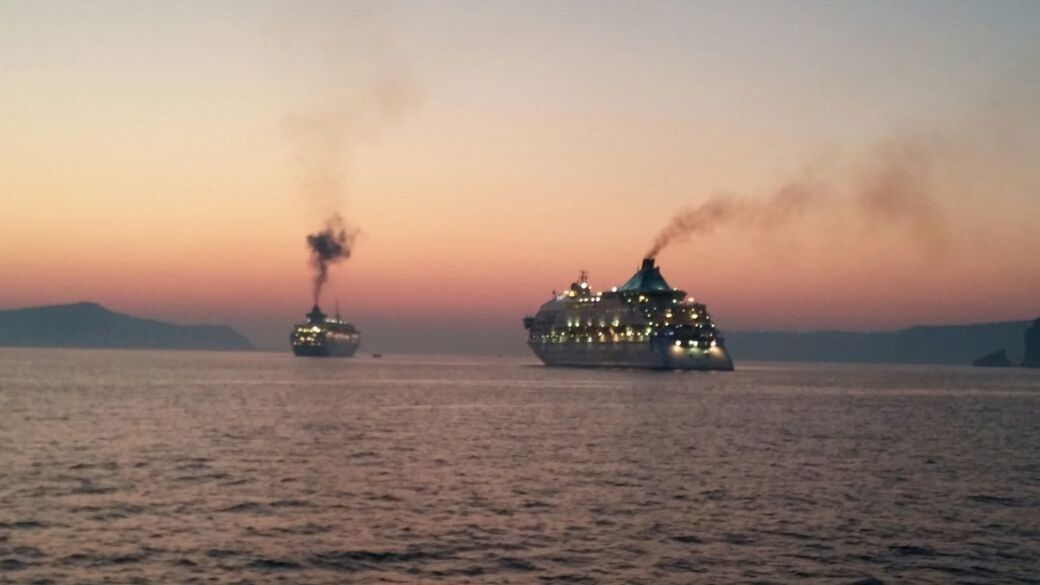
[619, 257, 671, 291]
[307, 305, 326, 324]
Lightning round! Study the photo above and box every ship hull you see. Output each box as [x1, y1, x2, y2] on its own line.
[291, 341, 359, 357]
[528, 339, 734, 371]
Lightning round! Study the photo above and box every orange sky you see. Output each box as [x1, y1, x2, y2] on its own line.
[1, 1, 1039, 352]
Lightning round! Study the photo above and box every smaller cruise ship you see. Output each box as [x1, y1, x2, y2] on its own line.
[290, 305, 360, 357]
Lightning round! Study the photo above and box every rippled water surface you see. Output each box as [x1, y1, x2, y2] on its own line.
[1, 348, 1039, 584]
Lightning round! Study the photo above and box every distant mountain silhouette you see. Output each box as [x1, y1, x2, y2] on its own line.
[972, 349, 1012, 368]
[1022, 318, 1040, 368]
[726, 320, 1036, 365]
[0, 302, 254, 351]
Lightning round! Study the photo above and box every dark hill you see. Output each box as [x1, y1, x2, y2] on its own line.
[1023, 318, 1040, 368]
[726, 320, 1034, 365]
[0, 302, 254, 351]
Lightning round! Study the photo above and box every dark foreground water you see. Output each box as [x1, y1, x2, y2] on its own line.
[1, 349, 1038, 584]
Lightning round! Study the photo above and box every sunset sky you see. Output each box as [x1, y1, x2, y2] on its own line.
[2, 1, 1039, 352]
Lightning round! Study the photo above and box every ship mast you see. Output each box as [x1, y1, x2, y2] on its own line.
[571, 269, 591, 296]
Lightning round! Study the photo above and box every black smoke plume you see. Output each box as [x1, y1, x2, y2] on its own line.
[646, 182, 817, 258]
[307, 214, 358, 305]
[273, 5, 420, 308]
[646, 140, 949, 259]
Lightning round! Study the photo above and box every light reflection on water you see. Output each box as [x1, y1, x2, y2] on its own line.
[1, 348, 1038, 583]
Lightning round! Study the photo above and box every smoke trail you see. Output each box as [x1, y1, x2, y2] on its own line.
[272, 5, 420, 307]
[646, 140, 949, 258]
[646, 181, 818, 258]
[855, 140, 948, 258]
[281, 74, 419, 216]
[307, 214, 359, 305]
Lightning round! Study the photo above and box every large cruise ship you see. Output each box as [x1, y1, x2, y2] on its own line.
[290, 305, 360, 357]
[523, 258, 734, 370]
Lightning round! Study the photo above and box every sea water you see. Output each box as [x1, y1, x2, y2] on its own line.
[1, 348, 1038, 584]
